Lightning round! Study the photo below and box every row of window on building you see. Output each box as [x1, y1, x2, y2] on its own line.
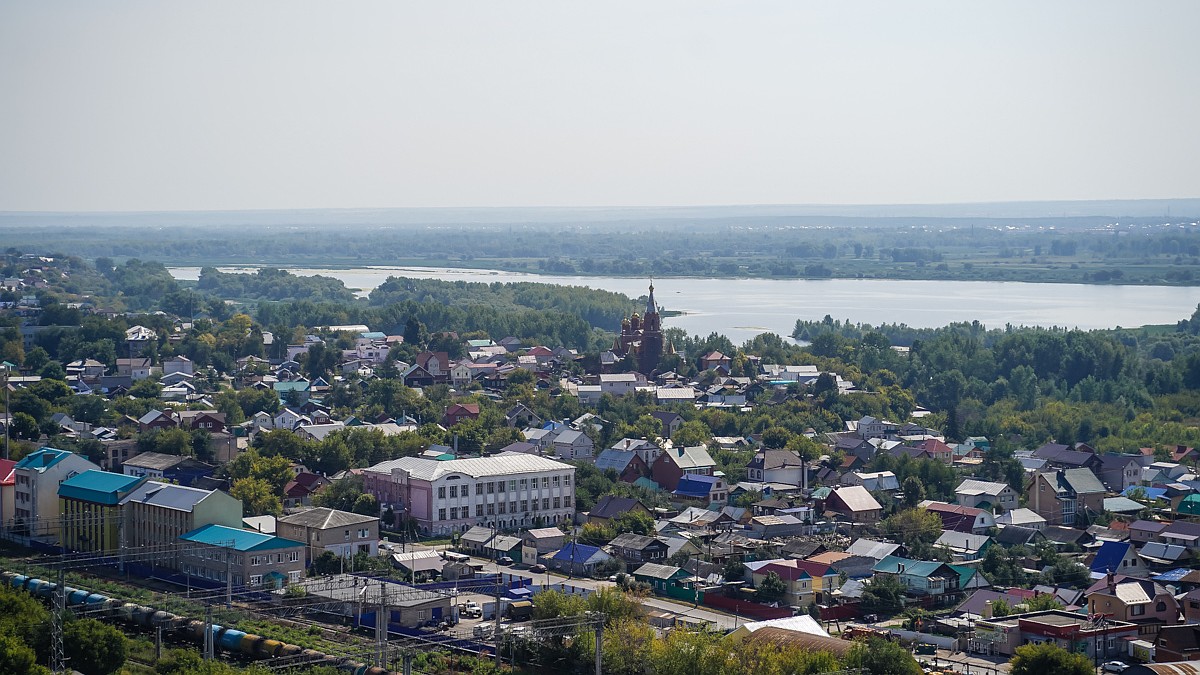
[436, 475, 571, 499]
[438, 496, 571, 522]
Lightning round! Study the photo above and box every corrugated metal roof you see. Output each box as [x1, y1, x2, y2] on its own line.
[633, 562, 685, 580]
[124, 481, 218, 512]
[58, 470, 145, 505]
[180, 524, 303, 552]
[278, 507, 377, 529]
[365, 452, 572, 481]
[830, 485, 882, 512]
[15, 447, 73, 472]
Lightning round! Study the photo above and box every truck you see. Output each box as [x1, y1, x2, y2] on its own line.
[506, 600, 534, 621]
[473, 622, 495, 639]
[460, 601, 482, 619]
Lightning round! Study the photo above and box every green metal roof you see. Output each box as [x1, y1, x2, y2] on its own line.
[873, 555, 950, 579]
[180, 524, 304, 552]
[58, 470, 145, 505]
[1179, 494, 1200, 515]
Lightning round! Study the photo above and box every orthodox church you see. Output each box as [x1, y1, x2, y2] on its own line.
[612, 281, 674, 374]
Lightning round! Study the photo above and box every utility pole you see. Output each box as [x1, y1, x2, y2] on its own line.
[117, 515, 126, 575]
[375, 581, 388, 668]
[594, 614, 603, 675]
[494, 563, 503, 670]
[51, 567, 66, 674]
[203, 604, 214, 660]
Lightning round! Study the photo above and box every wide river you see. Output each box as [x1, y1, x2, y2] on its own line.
[169, 266, 1200, 343]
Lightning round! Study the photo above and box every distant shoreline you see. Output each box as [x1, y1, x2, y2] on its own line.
[166, 259, 1200, 288]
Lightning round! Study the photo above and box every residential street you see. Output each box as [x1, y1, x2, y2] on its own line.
[421, 549, 743, 630]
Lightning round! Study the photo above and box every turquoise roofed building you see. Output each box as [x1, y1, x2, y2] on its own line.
[179, 524, 306, 589]
[13, 447, 100, 542]
[58, 470, 147, 552]
[873, 555, 968, 604]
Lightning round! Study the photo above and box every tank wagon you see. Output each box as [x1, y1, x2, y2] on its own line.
[3, 571, 402, 674]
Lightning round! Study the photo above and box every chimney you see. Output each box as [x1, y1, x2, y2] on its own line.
[1107, 571, 1115, 594]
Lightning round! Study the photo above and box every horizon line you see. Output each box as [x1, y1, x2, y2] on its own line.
[2, 196, 1200, 217]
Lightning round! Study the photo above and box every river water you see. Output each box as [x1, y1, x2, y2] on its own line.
[169, 266, 1200, 343]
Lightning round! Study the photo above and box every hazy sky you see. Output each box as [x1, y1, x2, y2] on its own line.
[1, 1, 1197, 212]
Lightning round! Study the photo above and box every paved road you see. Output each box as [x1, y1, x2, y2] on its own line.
[921, 648, 1011, 674]
[462, 553, 741, 630]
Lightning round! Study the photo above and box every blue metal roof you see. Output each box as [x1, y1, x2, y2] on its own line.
[1090, 540, 1132, 574]
[1124, 486, 1167, 501]
[180, 524, 303, 552]
[58, 470, 145, 505]
[1153, 568, 1192, 583]
[551, 543, 604, 563]
[674, 475, 720, 498]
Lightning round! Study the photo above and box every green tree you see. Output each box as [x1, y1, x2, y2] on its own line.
[881, 508, 942, 547]
[671, 420, 711, 448]
[128, 378, 162, 399]
[860, 574, 906, 614]
[1009, 642, 1093, 675]
[760, 427, 794, 449]
[351, 493, 379, 517]
[846, 637, 921, 675]
[0, 634, 46, 675]
[578, 522, 616, 546]
[1024, 593, 1065, 612]
[531, 589, 587, 620]
[723, 557, 746, 582]
[989, 598, 1012, 617]
[612, 510, 655, 536]
[756, 571, 787, 603]
[228, 449, 295, 492]
[10, 412, 39, 440]
[311, 551, 343, 576]
[69, 395, 109, 425]
[314, 475, 368, 512]
[585, 587, 644, 624]
[230, 477, 282, 517]
[901, 476, 925, 509]
[1043, 557, 1091, 588]
[64, 618, 127, 675]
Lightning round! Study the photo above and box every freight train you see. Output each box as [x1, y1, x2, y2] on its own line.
[3, 571, 404, 675]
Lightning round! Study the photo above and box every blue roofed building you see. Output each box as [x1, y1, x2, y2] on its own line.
[1090, 540, 1145, 578]
[672, 474, 728, 507]
[14, 447, 101, 542]
[549, 542, 613, 577]
[58, 469, 147, 552]
[179, 524, 306, 589]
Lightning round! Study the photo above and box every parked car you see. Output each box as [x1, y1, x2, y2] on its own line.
[1103, 662, 1129, 673]
[498, 556, 514, 566]
[530, 564, 547, 573]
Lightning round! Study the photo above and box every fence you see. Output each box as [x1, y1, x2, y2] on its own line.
[885, 628, 959, 650]
[818, 602, 861, 621]
[702, 593, 793, 620]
